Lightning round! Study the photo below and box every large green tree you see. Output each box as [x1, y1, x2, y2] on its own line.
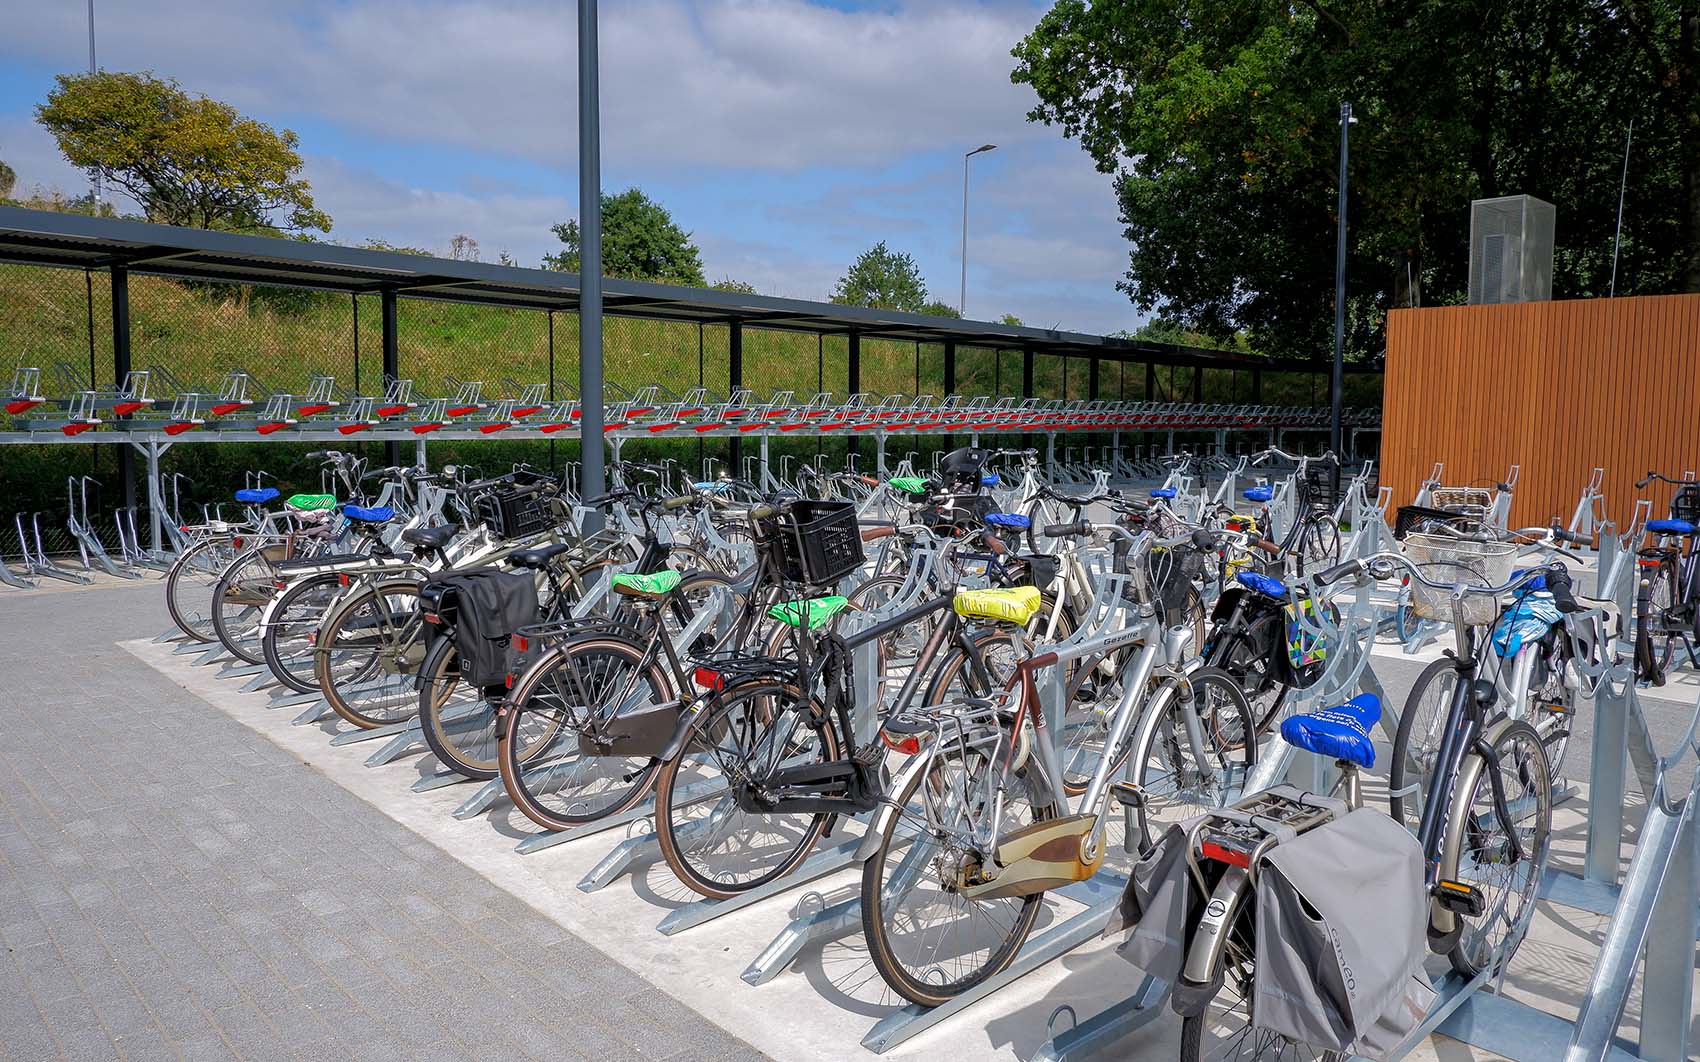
[544, 188, 705, 285]
[1012, 0, 1698, 358]
[36, 71, 330, 233]
[831, 242, 933, 311]
[0, 158, 15, 200]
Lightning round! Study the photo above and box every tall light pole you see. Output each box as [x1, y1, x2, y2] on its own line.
[87, 0, 101, 206]
[1330, 102, 1354, 468]
[577, 0, 606, 529]
[960, 144, 996, 316]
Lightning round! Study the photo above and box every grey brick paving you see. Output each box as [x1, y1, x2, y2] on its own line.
[0, 584, 765, 1061]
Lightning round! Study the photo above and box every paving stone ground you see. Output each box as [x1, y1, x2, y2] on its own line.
[0, 580, 763, 1061]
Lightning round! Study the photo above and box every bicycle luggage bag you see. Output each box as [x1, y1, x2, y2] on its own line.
[425, 568, 540, 688]
[1253, 807, 1433, 1059]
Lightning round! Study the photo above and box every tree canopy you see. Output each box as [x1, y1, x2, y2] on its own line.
[0, 159, 14, 201]
[36, 71, 330, 233]
[831, 242, 934, 311]
[544, 188, 705, 285]
[1012, 0, 1699, 359]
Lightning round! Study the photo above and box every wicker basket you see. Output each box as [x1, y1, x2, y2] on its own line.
[1403, 533, 1517, 625]
[1428, 487, 1493, 513]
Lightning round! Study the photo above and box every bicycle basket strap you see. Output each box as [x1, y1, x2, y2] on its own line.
[1254, 809, 1433, 1055]
[285, 492, 338, 511]
[766, 595, 849, 630]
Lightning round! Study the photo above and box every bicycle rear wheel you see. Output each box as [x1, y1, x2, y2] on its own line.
[1441, 719, 1551, 978]
[261, 573, 343, 692]
[497, 636, 667, 829]
[211, 546, 280, 664]
[653, 680, 838, 899]
[313, 580, 425, 728]
[861, 741, 1053, 1007]
[1388, 656, 1461, 831]
[1179, 893, 1342, 1062]
[165, 535, 238, 642]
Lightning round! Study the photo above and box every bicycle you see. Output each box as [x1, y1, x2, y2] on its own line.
[1632, 471, 1700, 684]
[1248, 447, 1342, 572]
[1165, 553, 1569, 1060]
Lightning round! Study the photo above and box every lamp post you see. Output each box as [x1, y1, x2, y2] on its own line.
[87, 0, 101, 207]
[1330, 103, 1354, 469]
[960, 144, 996, 316]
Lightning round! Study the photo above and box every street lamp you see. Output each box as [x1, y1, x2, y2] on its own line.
[960, 143, 996, 316]
[87, 0, 101, 206]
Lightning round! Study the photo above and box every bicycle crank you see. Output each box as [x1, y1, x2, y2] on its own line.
[956, 813, 1103, 901]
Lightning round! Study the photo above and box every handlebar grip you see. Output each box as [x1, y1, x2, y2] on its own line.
[1043, 520, 1091, 539]
[748, 504, 776, 521]
[984, 532, 1008, 556]
[1190, 529, 1220, 552]
[581, 492, 617, 508]
[1316, 559, 1363, 586]
[1551, 527, 1591, 546]
[662, 495, 697, 511]
[304, 450, 326, 460]
[860, 525, 897, 543]
[1252, 537, 1282, 554]
[1545, 566, 1583, 613]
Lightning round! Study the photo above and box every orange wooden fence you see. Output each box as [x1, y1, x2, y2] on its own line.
[1381, 294, 1700, 531]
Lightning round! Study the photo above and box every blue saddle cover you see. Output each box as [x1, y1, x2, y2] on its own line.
[1149, 487, 1178, 499]
[981, 473, 1000, 488]
[342, 504, 395, 523]
[985, 511, 1031, 530]
[1243, 485, 1273, 503]
[1279, 693, 1380, 769]
[235, 487, 280, 504]
[1648, 518, 1696, 535]
[1235, 570, 1288, 599]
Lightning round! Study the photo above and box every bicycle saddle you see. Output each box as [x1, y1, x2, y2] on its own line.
[234, 487, 280, 504]
[1235, 570, 1288, 599]
[953, 586, 1041, 625]
[984, 512, 1031, 530]
[611, 570, 683, 596]
[1647, 518, 1696, 535]
[402, 523, 459, 552]
[1279, 693, 1380, 769]
[766, 595, 850, 630]
[507, 541, 572, 570]
[1243, 485, 1274, 503]
[342, 504, 394, 523]
[1149, 487, 1178, 499]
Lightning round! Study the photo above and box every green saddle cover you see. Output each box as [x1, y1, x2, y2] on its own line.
[889, 476, 928, 496]
[612, 569, 683, 596]
[285, 493, 338, 511]
[767, 595, 850, 630]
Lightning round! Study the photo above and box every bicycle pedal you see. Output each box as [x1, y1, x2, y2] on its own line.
[1110, 780, 1145, 810]
[1434, 879, 1486, 917]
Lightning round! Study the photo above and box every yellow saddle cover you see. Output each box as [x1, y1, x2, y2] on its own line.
[953, 585, 1042, 625]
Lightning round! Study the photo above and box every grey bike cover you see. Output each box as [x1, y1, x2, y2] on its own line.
[1252, 808, 1433, 1058]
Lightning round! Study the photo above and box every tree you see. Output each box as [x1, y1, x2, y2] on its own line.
[711, 277, 759, 294]
[918, 300, 963, 318]
[543, 188, 705, 285]
[998, 313, 1024, 326]
[0, 159, 14, 200]
[831, 242, 932, 311]
[448, 233, 480, 261]
[359, 238, 430, 256]
[36, 71, 330, 233]
[1012, 0, 1699, 358]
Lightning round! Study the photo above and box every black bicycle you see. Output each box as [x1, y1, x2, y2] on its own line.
[1633, 471, 1700, 684]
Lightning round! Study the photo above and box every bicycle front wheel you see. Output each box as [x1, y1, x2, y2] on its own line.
[261, 573, 343, 692]
[1128, 668, 1255, 832]
[1388, 657, 1462, 831]
[1440, 718, 1551, 978]
[861, 741, 1054, 1007]
[313, 580, 425, 728]
[211, 546, 281, 664]
[165, 535, 238, 642]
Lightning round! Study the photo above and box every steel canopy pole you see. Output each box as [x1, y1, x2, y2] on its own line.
[1330, 102, 1352, 469]
[577, 0, 606, 528]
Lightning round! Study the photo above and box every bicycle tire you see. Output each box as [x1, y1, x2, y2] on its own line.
[653, 680, 839, 900]
[210, 545, 280, 664]
[1388, 656, 1461, 831]
[921, 628, 1028, 706]
[860, 742, 1053, 1007]
[1439, 718, 1551, 978]
[313, 579, 425, 729]
[497, 636, 667, 829]
[1127, 669, 1255, 830]
[164, 535, 236, 642]
[260, 572, 344, 692]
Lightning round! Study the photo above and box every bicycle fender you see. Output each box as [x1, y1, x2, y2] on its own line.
[1431, 714, 1524, 942]
[655, 697, 713, 764]
[853, 751, 935, 862]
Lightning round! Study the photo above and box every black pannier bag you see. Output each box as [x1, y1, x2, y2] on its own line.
[422, 568, 539, 688]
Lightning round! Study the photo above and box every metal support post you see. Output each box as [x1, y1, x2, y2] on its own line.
[728, 319, 743, 471]
[112, 265, 136, 513]
[381, 288, 399, 468]
[577, 0, 607, 529]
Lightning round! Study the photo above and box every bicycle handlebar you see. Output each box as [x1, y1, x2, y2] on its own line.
[1319, 552, 1583, 613]
[1637, 471, 1695, 489]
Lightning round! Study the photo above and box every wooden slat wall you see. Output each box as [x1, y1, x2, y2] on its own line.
[1382, 294, 1700, 531]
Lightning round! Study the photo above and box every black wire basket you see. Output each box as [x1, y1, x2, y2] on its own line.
[474, 484, 554, 539]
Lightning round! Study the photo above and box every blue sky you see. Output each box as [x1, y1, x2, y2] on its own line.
[0, 0, 1140, 332]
